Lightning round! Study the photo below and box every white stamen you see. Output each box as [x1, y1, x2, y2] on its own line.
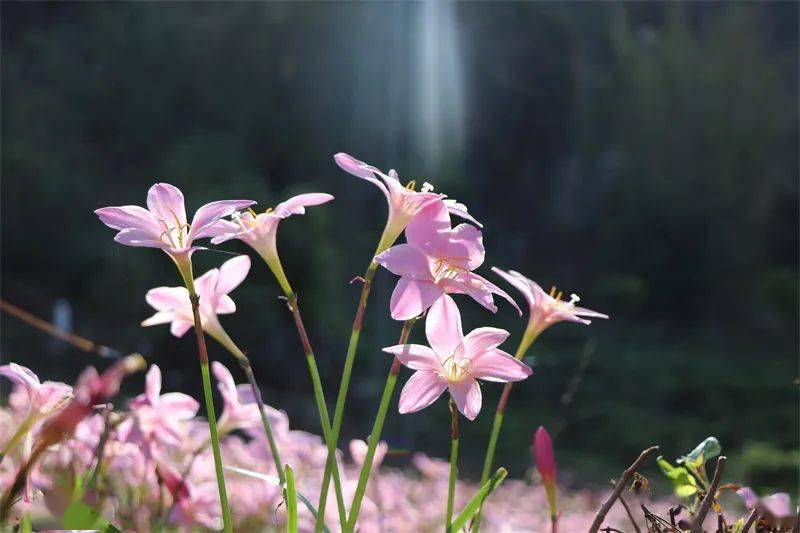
[421, 182, 435, 193]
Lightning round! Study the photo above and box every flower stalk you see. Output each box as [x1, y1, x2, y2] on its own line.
[344, 318, 416, 532]
[446, 398, 460, 533]
[175, 256, 233, 533]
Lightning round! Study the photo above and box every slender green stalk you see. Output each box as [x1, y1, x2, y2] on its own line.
[285, 465, 298, 533]
[257, 250, 347, 529]
[446, 399, 460, 533]
[451, 467, 508, 532]
[474, 327, 540, 530]
[345, 319, 415, 531]
[210, 327, 286, 487]
[176, 258, 232, 533]
[316, 259, 380, 531]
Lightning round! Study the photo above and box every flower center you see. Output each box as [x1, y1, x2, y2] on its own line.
[548, 286, 581, 311]
[441, 355, 471, 382]
[431, 258, 463, 283]
[157, 210, 189, 248]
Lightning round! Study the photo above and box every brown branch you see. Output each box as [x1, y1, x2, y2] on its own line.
[740, 508, 758, 533]
[615, 485, 641, 533]
[689, 456, 726, 533]
[589, 446, 659, 533]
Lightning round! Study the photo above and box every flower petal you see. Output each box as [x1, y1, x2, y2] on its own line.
[444, 199, 483, 228]
[216, 295, 236, 315]
[470, 349, 532, 383]
[425, 294, 464, 359]
[211, 361, 238, 404]
[188, 200, 256, 242]
[382, 344, 441, 371]
[375, 244, 432, 279]
[216, 255, 251, 296]
[334, 153, 390, 202]
[113, 228, 167, 248]
[147, 183, 187, 228]
[273, 193, 334, 218]
[462, 327, 510, 359]
[491, 267, 535, 310]
[398, 371, 447, 414]
[445, 223, 485, 270]
[448, 378, 482, 420]
[170, 320, 193, 337]
[141, 310, 175, 327]
[145, 365, 162, 405]
[389, 278, 444, 321]
[145, 287, 191, 313]
[405, 201, 451, 256]
[159, 392, 200, 419]
[95, 206, 161, 233]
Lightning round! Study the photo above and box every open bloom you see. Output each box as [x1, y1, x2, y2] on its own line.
[0, 364, 71, 422]
[534, 426, 558, 523]
[207, 193, 333, 295]
[376, 203, 519, 320]
[383, 295, 531, 420]
[737, 487, 795, 528]
[492, 267, 608, 351]
[142, 255, 250, 338]
[95, 182, 254, 263]
[211, 361, 289, 436]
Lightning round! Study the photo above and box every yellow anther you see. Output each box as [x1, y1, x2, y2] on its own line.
[549, 286, 557, 297]
[248, 207, 258, 217]
[405, 180, 417, 191]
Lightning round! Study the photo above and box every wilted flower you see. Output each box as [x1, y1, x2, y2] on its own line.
[492, 267, 608, 352]
[376, 203, 519, 320]
[534, 426, 558, 530]
[207, 193, 333, 295]
[142, 255, 251, 339]
[95, 182, 254, 267]
[384, 295, 531, 420]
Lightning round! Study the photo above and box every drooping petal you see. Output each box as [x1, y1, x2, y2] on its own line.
[398, 371, 447, 414]
[147, 183, 187, 228]
[141, 310, 175, 327]
[188, 200, 256, 242]
[444, 199, 483, 228]
[444, 272, 522, 316]
[491, 267, 535, 309]
[216, 255, 251, 296]
[382, 344, 441, 371]
[207, 219, 244, 245]
[94, 206, 162, 233]
[145, 365, 162, 405]
[334, 153, 390, 201]
[145, 287, 191, 313]
[448, 378, 482, 420]
[389, 278, 444, 321]
[375, 244, 432, 279]
[462, 327, 510, 359]
[158, 393, 200, 420]
[470, 349, 532, 383]
[273, 193, 334, 218]
[425, 294, 464, 358]
[170, 320, 193, 337]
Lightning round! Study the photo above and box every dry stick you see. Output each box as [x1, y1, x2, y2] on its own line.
[611, 480, 641, 533]
[740, 508, 758, 533]
[793, 507, 800, 533]
[0, 299, 122, 358]
[588, 446, 659, 533]
[689, 456, 726, 533]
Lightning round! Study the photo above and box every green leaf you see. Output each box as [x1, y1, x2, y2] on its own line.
[679, 437, 721, 466]
[731, 518, 745, 533]
[657, 457, 698, 498]
[61, 502, 106, 529]
[20, 513, 32, 533]
[285, 465, 298, 533]
[102, 523, 123, 533]
[450, 467, 508, 532]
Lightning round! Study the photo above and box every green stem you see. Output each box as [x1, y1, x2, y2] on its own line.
[210, 327, 286, 487]
[316, 259, 380, 531]
[474, 327, 540, 530]
[285, 465, 298, 533]
[177, 257, 233, 533]
[344, 319, 415, 532]
[446, 399, 460, 533]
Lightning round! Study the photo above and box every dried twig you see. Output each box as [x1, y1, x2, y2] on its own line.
[617, 491, 641, 533]
[689, 456, 726, 533]
[589, 446, 659, 533]
[740, 508, 758, 532]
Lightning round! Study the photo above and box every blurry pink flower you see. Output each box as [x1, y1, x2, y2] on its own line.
[376, 203, 519, 320]
[335, 153, 444, 253]
[211, 361, 289, 435]
[128, 365, 199, 447]
[534, 426, 558, 526]
[207, 193, 333, 294]
[384, 295, 531, 420]
[349, 439, 388, 471]
[95, 182, 254, 262]
[492, 267, 608, 350]
[142, 255, 251, 338]
[159, 461, 221, 532]
[738, 487, 794, 527]
[0, 364, 71, 420]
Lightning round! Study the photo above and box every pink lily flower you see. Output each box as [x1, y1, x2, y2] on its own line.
[492, 267, 608, 351]
[375, 203, 520, 320]
[128, 365, 199, 447]
[142, 255, 251, 338]
[159, 461, 221, 532]
[350, 439, 389, 471]
[383, 295, 531, 420]
[335, 153, 474, 254]
[534, 426, 558, 532]
[211, 361, 289, 436]
[0, 364, 71, 421]
[737, 487, 795, 528]
[206, 193, 333, 295]
[95, 182, 254, 265]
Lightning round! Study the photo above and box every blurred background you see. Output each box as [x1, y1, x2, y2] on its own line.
[2, 2, 797, 495]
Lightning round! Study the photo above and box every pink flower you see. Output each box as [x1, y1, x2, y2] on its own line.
[211, 361, 289, 436]
[127, 365, 199, 447]
[492, 267, 608, 349]
[159, 461, 221, 532]
[738, 487, 794, 527]
[384, 295, 531, 420]
[95, 182, 254, 261]
[534, 426, 558, 524]
[0, 364, 71, 420]
[142, 255, 251, 338]
[375, 203, 519, 320]
[206, 193, 333, 294]
[349, 439, 389, 471]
